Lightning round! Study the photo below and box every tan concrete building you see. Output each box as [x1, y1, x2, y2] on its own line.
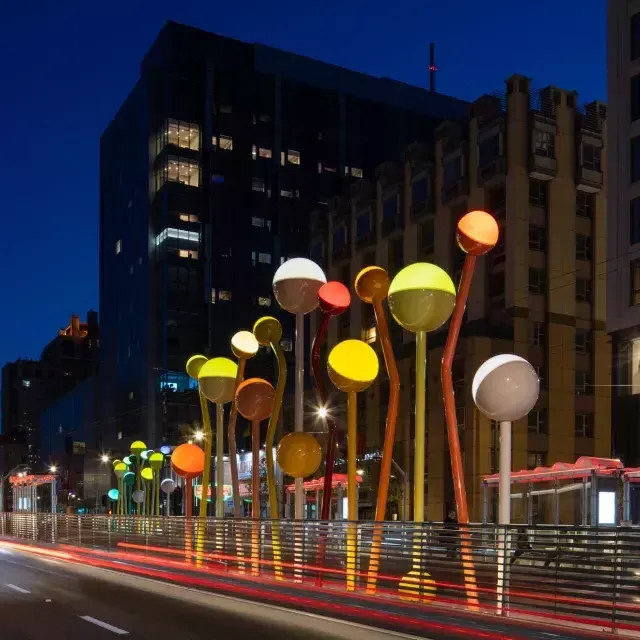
[309, 74, 611, 523]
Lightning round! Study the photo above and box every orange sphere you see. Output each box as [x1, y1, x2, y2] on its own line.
[277, 432, 322, 479]
[457, 210, 499, 256]
[355, 266, 390, 303]
[235, 378, 275, 422]
[171, 443, 205, 479]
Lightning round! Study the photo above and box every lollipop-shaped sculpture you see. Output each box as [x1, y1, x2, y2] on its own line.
[227, 331, 260, 518]
[186, 354, 211, 518]
[235, 378, 275, 518]
[123, 471, 135, 515]
[388, 264, 455, 524]
[273, 258, 327, 520]
[236, 377, 275, 577]
[149, 452, 164, 516]
[141, 467, 154, 516]
[389, 263, 455, 602]
[328, 339, 379, 591]
[442, 210, 498, 610]
[113, 461, 126, 516]
[198, 357, 238, 519]
[311, 281, 351, 520]
[356, 266, 400, 594]
[107, 488, 119, 513]
[130, 440, 147, 516]
[473, 354, 539, 614]
[171, 443, 205, 518]
[161, 477, 177, 516]
[253, 316, 286, 579]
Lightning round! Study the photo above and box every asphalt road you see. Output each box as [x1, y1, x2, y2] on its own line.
[0, 547, 412, 640]
[0, 543, 618, 640]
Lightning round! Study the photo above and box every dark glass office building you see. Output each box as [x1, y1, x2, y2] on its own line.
[99, 21, 466, 451]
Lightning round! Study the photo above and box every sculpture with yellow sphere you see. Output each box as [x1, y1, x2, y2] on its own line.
[197, 357, 237, 520]
[277, 432, 322, 479]
[388, 262, 455, 603]
[327, 338, 379, 592]
[130, 440, 147, 516]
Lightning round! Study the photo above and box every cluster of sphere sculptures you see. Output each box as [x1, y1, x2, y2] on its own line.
[109, 209, 542, 602]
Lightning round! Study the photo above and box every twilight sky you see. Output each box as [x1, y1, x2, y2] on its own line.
[0, 0, 605, 367]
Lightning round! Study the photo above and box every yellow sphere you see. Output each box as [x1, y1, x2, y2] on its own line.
[114, 462, 127, 479]
[186, 354, 208, 380]
[277, 433, 322, 479]
[141, 467, 154, 482]
[327, 339, 379, 393]
[253, 316, 282, 346]
[198, 357, 238, 404]
[388, 263, 456, 333]
[149, 452, 164, 471]
[112, 458, 122, 469]
[130, 440, 147, 455]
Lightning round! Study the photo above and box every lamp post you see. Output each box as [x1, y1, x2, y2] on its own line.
[472, 354, 539, 615]
[273, 257, 327, 520]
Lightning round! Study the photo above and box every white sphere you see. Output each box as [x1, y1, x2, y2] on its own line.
[472, 354, 539, 422]
[132, 489, 145, 504]
[273, 258, 327, 314]
[161, 478, 176, 494]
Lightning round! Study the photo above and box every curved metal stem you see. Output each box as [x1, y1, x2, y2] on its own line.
[441, 254, 479, 610]
[267, 339, 286, 579]
[227, 359, 246, 518]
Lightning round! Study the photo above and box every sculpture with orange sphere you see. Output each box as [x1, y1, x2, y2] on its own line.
[441, 210, 498, 611]
[355, 266, 400, 594]
[236, 377, 275, 575]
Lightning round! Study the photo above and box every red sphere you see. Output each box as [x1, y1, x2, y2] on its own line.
[318, 281, 350, 316]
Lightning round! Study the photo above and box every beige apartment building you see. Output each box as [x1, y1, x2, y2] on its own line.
[309, 74, 611, 523]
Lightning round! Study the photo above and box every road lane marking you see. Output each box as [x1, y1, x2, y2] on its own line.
[5, 584, 30, 594]
[79, 616, 129, 635]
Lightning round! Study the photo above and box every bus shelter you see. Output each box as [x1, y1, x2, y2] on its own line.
[9, 473, 57, 513]
[285, 473, 362, 520]
[482, 456, 628, 526]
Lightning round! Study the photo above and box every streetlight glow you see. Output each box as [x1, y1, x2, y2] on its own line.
[357, 469, 365, 476]
[49, 465, 57, 473]
[100, 454, 110, 463]
[317, 406, 328, 419]
[194, 431, 204, 441]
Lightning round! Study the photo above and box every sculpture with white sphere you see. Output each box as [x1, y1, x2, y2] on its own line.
[472, 353, 539, 614]
[272, 257, 326, 520]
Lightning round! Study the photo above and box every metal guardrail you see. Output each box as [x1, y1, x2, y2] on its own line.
[1, 514, 639, 634]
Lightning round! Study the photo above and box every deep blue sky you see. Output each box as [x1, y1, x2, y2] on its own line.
[0, 0, 605, 367]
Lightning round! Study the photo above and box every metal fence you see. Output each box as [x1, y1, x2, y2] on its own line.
[1, 514, 639, 634]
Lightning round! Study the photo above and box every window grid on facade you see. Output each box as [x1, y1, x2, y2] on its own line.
[576, 192, 594, 219]
[529, 178, 549, 208]
[534, 130, 555, 158]
[575, 413, 594, 438]
[631, 259, 640, 305]
[575, 329, 592, 354]
[528, 267, 546, 295]
[529, 224, 547, 252]
[576, 278, 592, 303]
[576, 234, 593, 261]
[527, 408, 547, 434]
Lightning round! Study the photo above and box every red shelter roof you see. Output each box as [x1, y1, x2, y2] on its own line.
[286, 473, 362, 493]
[483, 456, 624, 486]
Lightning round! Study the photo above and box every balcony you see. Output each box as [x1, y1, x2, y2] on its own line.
[529, 153, 556, 181]
[442, 174, 469, 205]
[477, 156, 506, 186]
[355, 229, 376, 250]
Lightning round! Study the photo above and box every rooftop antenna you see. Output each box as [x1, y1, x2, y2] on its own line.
[429, 42, 437, 92]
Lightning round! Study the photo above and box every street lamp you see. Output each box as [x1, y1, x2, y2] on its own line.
[49, 465, 57, 473]
[100, 454, 110, 463]
[316, 406, 328, 419]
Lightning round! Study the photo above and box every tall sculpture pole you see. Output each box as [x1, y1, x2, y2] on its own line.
[327, 339, 379, 592]
[198, 357, 238, 555]
[253, 316, 286, 580]
[473, 355, 539, 615]
[228, 331, 260, 518]
[149, 452, 164, 517]
[388, 263, 456, 601]
[442, 209, 499, 610]
[355, 266, 400, 594]
[311, 281, 351, 520]
[130, 441, 147, 516]
[236, 377, 275, 576]
[273, 258, 326, 520]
